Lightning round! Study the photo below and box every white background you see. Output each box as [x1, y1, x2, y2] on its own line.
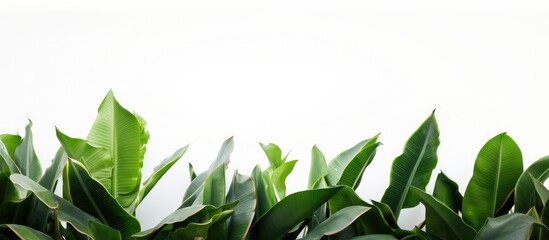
[2, 0, 549, 230]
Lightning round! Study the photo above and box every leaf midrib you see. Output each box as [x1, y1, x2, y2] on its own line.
[71, 162, 108, 224]
[491, 136, 504, 217]
[111, 105, 119, 198]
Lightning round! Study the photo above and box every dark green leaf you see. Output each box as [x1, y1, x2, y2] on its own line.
[516, 156, 549, 213]
[326, 135, 379, 186]
[0, 224, 53, 240]
[302, 206, 370, 240]
[474, 214, 543, 240]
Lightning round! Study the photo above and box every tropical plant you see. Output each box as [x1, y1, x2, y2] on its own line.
[0, 91, 548, 240]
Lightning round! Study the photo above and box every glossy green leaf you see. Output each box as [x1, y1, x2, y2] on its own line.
[0, 224, 53, 240]
[133, 205, 209, 238]
[56, 129, 112, 190]
[326, 135, 379, 186]
[169, 209, 234, 239]
[227, 172, 256, 240]
[252, 186, 343, 240]
[14, 121, 42, 181]
[136, 145, 188, 207]
[432, 172, 462, 213]
[54, 195, 100, 237]
[64, 159, 140, 239]
[530, 174, 549, 205]
[182, 137, 233, 207]
[302, 206, 370, 240]
[474, 214, 542, 240]
[337, 141, 380, 190]
[411, 187, 476, 240]
[309, 145, 328, 189]
[38, 148, 66, 191]
[463, 133, 523, 230]
[0, 140, 21, 175]
[271, 160, 297, 199]
[87, 221, 122, 240]
[260, 143, 284, 168]
[516, 156, 549, 213]
[0, 134, 21, 173]
[9, 174, 58, 209]
[86, 90, 147, 208]
[382, 112, 440, 218]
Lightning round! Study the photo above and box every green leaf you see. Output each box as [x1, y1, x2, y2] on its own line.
[133, 204, 235, 239]
[382, 111, 440, 218]
[252, 186, 343, 240]
[337, 141, 381, 190]
[170, 209, 234, 239]
[260, 143, 284, 168]
[182, 137, 233, 208]
[530, 174, 549, 205]
[349, 235, 398, 240]
[271, 160, 297, 199]
[326, 135, 379, 186]
[227, 172, 256, 240]
[463, 133, 523, 230]
[86, 90, 146, 208]
[0, 134, 21, 173]
[38, 148, 67, 191]
[516, 156, 549, 213]
[302, 206, 370, 240]
[203, 164, 226, 207]
[14, 121, 42, 181]
[329, 187, 395, 236]
[189, 162, 197, 181]
[87, 221, 122, 240]
[432, 172, 462, 213]
[411, 187, 476, 240]
[252, 165, 275, 220]
[136, 145, 188, 207]
[0, 224, 53, 240]
[55, 195, 100, 238]
[0, 140, 21, 175]
[56, 129, 112, 190]
[309, 145, 328, 189]
[9, 174, 58, 208]
[64, 159, 140, 239]
[474, 213, 543, 240]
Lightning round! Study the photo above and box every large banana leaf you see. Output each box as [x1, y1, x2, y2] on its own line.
[382, 112, 440, 218]
[302, 206, 370, 240]
[0, 224, 53, 240]
[203, 164, 226, 207]
[227, 172, 256, 240]
[462, 133, 523, 230]
[0, 134, 21, 173]
[271, 160, 297, 199]
[14, 122, 42, 181]
[260, 143, 284, 168]
[252, 186, 343, 240]
[86, 90, 148, 208]
[168, 209, 234, 239]
[411, 187, 476, 240]
[87, 221, 122, 240]
[350, 235, 398, 240]
[9, 174, 58, 209]
[337, 141, 380, 189]
[515, 156, 549, 213]
[0, 140, 21, 175]
[134, 145, 188, 209]
[182, 137, 233, 208]
[474, 213, 544, 240]
[326, 135, 379, 187]
[64, 159, 140, 239]
[251, 165, 276, 220]
[260, 142, 296, 200]
[133, 203, 236, 239]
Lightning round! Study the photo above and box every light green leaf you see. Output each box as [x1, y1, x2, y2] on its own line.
[14, 121, 42, 181]
[136, 145, 188, 206]
[252, 165, 275, 220]
[515, 156, 549, 213]
[260, 143, 283, 168]
[463, 133, 523, 230]
[252, 186, 343, 240]
[302, 206, 370, 240]
[0, 138, 21, 174]
[9, 174, 58, 208]
[411, 187, 476, 240]
[203, 164, 226, 207]
[88, 221, 122, 240]
[86, 90, 146, 208]
[227, 172, 256, 240]
[64, 159, 140, 239]
[182, 137, 233, 208]
[189, 162, 197, 181]
[0, 224, 53, 240]
[0, 134, 21, 172]
[474, 214, 543, 240]
[326, 135, 379, 186]
[271, 160, 297, 199]
[382, 111, 440, 218]
[309, 145, 328, 189]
